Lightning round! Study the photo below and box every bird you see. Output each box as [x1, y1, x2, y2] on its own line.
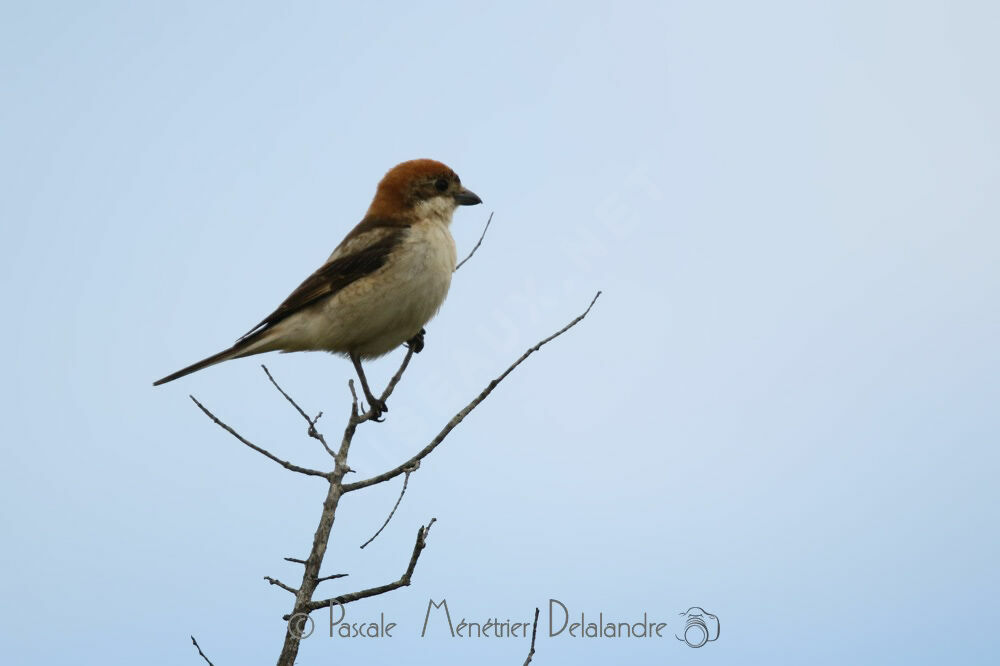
[153, 158, 482, 416]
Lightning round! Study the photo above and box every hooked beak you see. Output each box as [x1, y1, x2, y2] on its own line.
[454, 187, 482, 206]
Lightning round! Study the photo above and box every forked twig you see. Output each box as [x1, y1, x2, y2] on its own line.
[285, 518, 437, 617]
[261, 364, 335, 457]
[189, 396, 329, 479]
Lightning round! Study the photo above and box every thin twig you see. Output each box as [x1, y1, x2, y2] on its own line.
[347, 378, 359, 410]
[287, 518, 436, 617]
[360, 464, 418, 549]
[190, 636, 215, 666]
[523, 608, 540, 665]
[261, 364, 335, 458]
[284, 557, 307, 565]
[455, 211, 493, 271]
[343, 291, 602, 493]
[190, 396, 330, 479]
[263, 576, 299, 595]
[316, 573, 349, 584]
[261, 364, 312, 424]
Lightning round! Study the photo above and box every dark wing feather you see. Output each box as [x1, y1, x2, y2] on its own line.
[237, 229, 405, 342]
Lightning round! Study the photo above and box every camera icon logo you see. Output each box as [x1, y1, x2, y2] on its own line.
[675, 607, 720, 648]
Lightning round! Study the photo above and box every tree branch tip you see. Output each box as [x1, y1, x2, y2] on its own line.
[359, 468, 415, 549]
[455, 210, 494, 271]
[523, 607, 541, 665]
[263, 576, 299, 594]
[190, 635, 215, 666]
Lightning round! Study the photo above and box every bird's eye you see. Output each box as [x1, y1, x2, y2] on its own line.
[434, 178, 448, 192]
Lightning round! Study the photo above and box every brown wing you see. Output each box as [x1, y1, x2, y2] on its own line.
[237, 229, 406, 343]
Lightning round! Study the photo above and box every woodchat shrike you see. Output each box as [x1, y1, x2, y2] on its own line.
[153, 159, 482, 415]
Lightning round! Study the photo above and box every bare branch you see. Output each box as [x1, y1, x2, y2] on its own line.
[360, 463, 418, 549]
[455, 211, 493, 271]
[343, 291, 602, 492]
[189, 396, 330, 479]
[189, 284, 600, 666]
[261, 365, 335, 458]
[523, 608, 540, 665]
[288, 518, 436, 617]
[190, 636, 215, 666]
[263, 576, 299, 595]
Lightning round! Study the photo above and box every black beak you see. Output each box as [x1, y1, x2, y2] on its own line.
[454, 187, 482, 206]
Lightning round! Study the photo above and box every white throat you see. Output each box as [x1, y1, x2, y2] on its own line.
[413, 196, 457, 227]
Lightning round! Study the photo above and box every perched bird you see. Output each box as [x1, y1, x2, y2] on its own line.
[153, 159, 482, 415]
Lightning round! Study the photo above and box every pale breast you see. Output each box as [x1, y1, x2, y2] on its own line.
[392, 218, 457, 324]
[286, 218, 455, 358]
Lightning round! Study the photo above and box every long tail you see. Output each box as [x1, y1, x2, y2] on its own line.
[153, 336, 268, 386]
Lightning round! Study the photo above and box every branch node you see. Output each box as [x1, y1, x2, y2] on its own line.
[287, 517, 438, 618]
[261, 364, 336, 457]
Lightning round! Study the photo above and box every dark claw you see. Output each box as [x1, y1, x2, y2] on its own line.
[405, 328, 426, 354]
[366, 396, 388, 420]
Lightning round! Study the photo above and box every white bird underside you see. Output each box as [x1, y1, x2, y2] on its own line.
[250, 214, 456, 359]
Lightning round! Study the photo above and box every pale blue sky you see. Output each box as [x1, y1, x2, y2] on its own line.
[1, 1, 998, 664]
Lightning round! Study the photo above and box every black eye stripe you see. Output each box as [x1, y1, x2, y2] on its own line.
[434, 178, 448, 192]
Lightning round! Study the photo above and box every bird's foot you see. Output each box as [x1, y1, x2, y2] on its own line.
[405, 328, 426, 354]
[364, 394, 388, 421]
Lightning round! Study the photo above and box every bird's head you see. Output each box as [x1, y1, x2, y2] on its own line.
[367, 159, 481, 222]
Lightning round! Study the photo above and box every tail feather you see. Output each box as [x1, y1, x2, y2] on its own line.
[153, 336, 268, 386]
